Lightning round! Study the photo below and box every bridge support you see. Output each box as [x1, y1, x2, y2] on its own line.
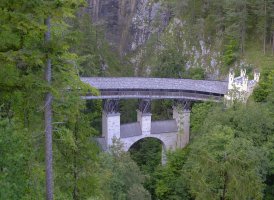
[102, 99, 120, 147]
[137, 99, 152, 136]
[173, 100, 191, 148]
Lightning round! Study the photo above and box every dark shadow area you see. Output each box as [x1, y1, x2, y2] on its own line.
[129, 137, 162, 174]
[129, 137, 163, 199]
[151, 99, 173, 121]
[120, 99, 138, 123]
[84, 100, 102, 135]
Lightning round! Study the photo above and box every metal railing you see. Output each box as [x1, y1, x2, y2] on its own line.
[84, 89, 223, 101]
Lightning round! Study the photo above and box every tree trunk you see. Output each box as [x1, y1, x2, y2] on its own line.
[45, 17, 53, 200]
[241, 2, 247, 55]
[73, 118, 79, 200]
[263, 0, 267, 55]
[272, 32, 274, 55]
[222, 171, 228, 200]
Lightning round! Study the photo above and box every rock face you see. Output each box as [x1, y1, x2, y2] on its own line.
[86, 0, 224, 78]
[87, 0, 169, 55]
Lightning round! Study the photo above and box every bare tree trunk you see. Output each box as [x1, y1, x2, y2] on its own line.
[241, 2, 247, 55]
[73, 151, 78, 200]
[73, 118, 79, 200]
[263, 0, 267, 55]
[45, 17, 53, 200]
[221, 172, 228, 200]
[272, 32, 274, 55]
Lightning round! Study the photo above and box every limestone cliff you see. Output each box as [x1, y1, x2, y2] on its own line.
[85, 0, 224, 78]
[87, 0, 169, 56]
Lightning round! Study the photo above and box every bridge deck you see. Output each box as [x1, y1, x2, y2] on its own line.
[81, 77, 228, 101]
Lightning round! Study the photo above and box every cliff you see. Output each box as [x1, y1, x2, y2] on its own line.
[84, 0, 273, 79]
[87, 0, 169, 56]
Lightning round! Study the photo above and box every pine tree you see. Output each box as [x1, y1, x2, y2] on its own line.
[0, 1, 97, 198]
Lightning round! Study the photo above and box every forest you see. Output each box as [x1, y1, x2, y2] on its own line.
[0, 0, 274, 199]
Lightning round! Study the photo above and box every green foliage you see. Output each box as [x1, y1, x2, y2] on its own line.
[153, 48, 186, 78]
[98, 140, 150, 200]
[0, 0, 103, 199]
[190, 102, 214, 135]
[222, 37, 239, 68]
[53, 111, 100, 199]
[187, 67, 205, 79]
[129, 138, 162, 199]
[129, 138, 162, 174]
[184, 125, 266, 200]
[0, 117, 44, 199]
[253, 68, 274, 102]
[152, 101, 273, 200]
[202, 103, 273, 146]
[83, 100, 102, 133]
[152, 100, 173, 121]
[120, 99, 138, 124]
[191, 102, 274, 199]
[264, 80, 274, 199]
[127, 184, 151, 200]
[154, 149, 191, 200]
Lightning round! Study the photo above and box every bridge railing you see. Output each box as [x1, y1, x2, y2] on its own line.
[93, 90, 223, 101]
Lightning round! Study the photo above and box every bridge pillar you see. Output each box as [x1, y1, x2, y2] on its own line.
[102, 99, 120, 147]
[173, 100, 191, 148]
[137, 99, 152, 136]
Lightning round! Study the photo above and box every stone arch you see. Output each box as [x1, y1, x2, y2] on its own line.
[122, 135, 167, 152]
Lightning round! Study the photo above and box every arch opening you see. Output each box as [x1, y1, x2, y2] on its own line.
[128, 137, 166, 173]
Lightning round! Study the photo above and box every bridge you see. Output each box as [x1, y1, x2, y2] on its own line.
[81, 77, 228, 101]
[81, 72, 258, 161]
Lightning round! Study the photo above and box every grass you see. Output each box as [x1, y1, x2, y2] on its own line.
[244, 43, 274, 71]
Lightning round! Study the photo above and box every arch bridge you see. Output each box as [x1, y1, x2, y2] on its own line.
[81, 77, 228, 156]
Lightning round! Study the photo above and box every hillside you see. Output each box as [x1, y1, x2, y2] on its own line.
[85, 0, 274, 79]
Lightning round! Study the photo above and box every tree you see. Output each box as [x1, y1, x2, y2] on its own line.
[184, 125, 266, 200]
[53, 109, 101, 199]
[127, 184, 151, 200]
[129, 138, 162, 174]
[153, 48, 186, 78]
[190, 102, 214, 136]
[0, 116, 44, 199]
[201, 103, 273, 147]
[129, 138, 163, 199]
[154, 149, 191, 200]
[44, 16, 53, 200]
[253, 68, 274, 102]
[0, 0, 95, 199]
[264, 77, 274, 199]
[97, 140, 151, 200]
[220, 0, 248, 68]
